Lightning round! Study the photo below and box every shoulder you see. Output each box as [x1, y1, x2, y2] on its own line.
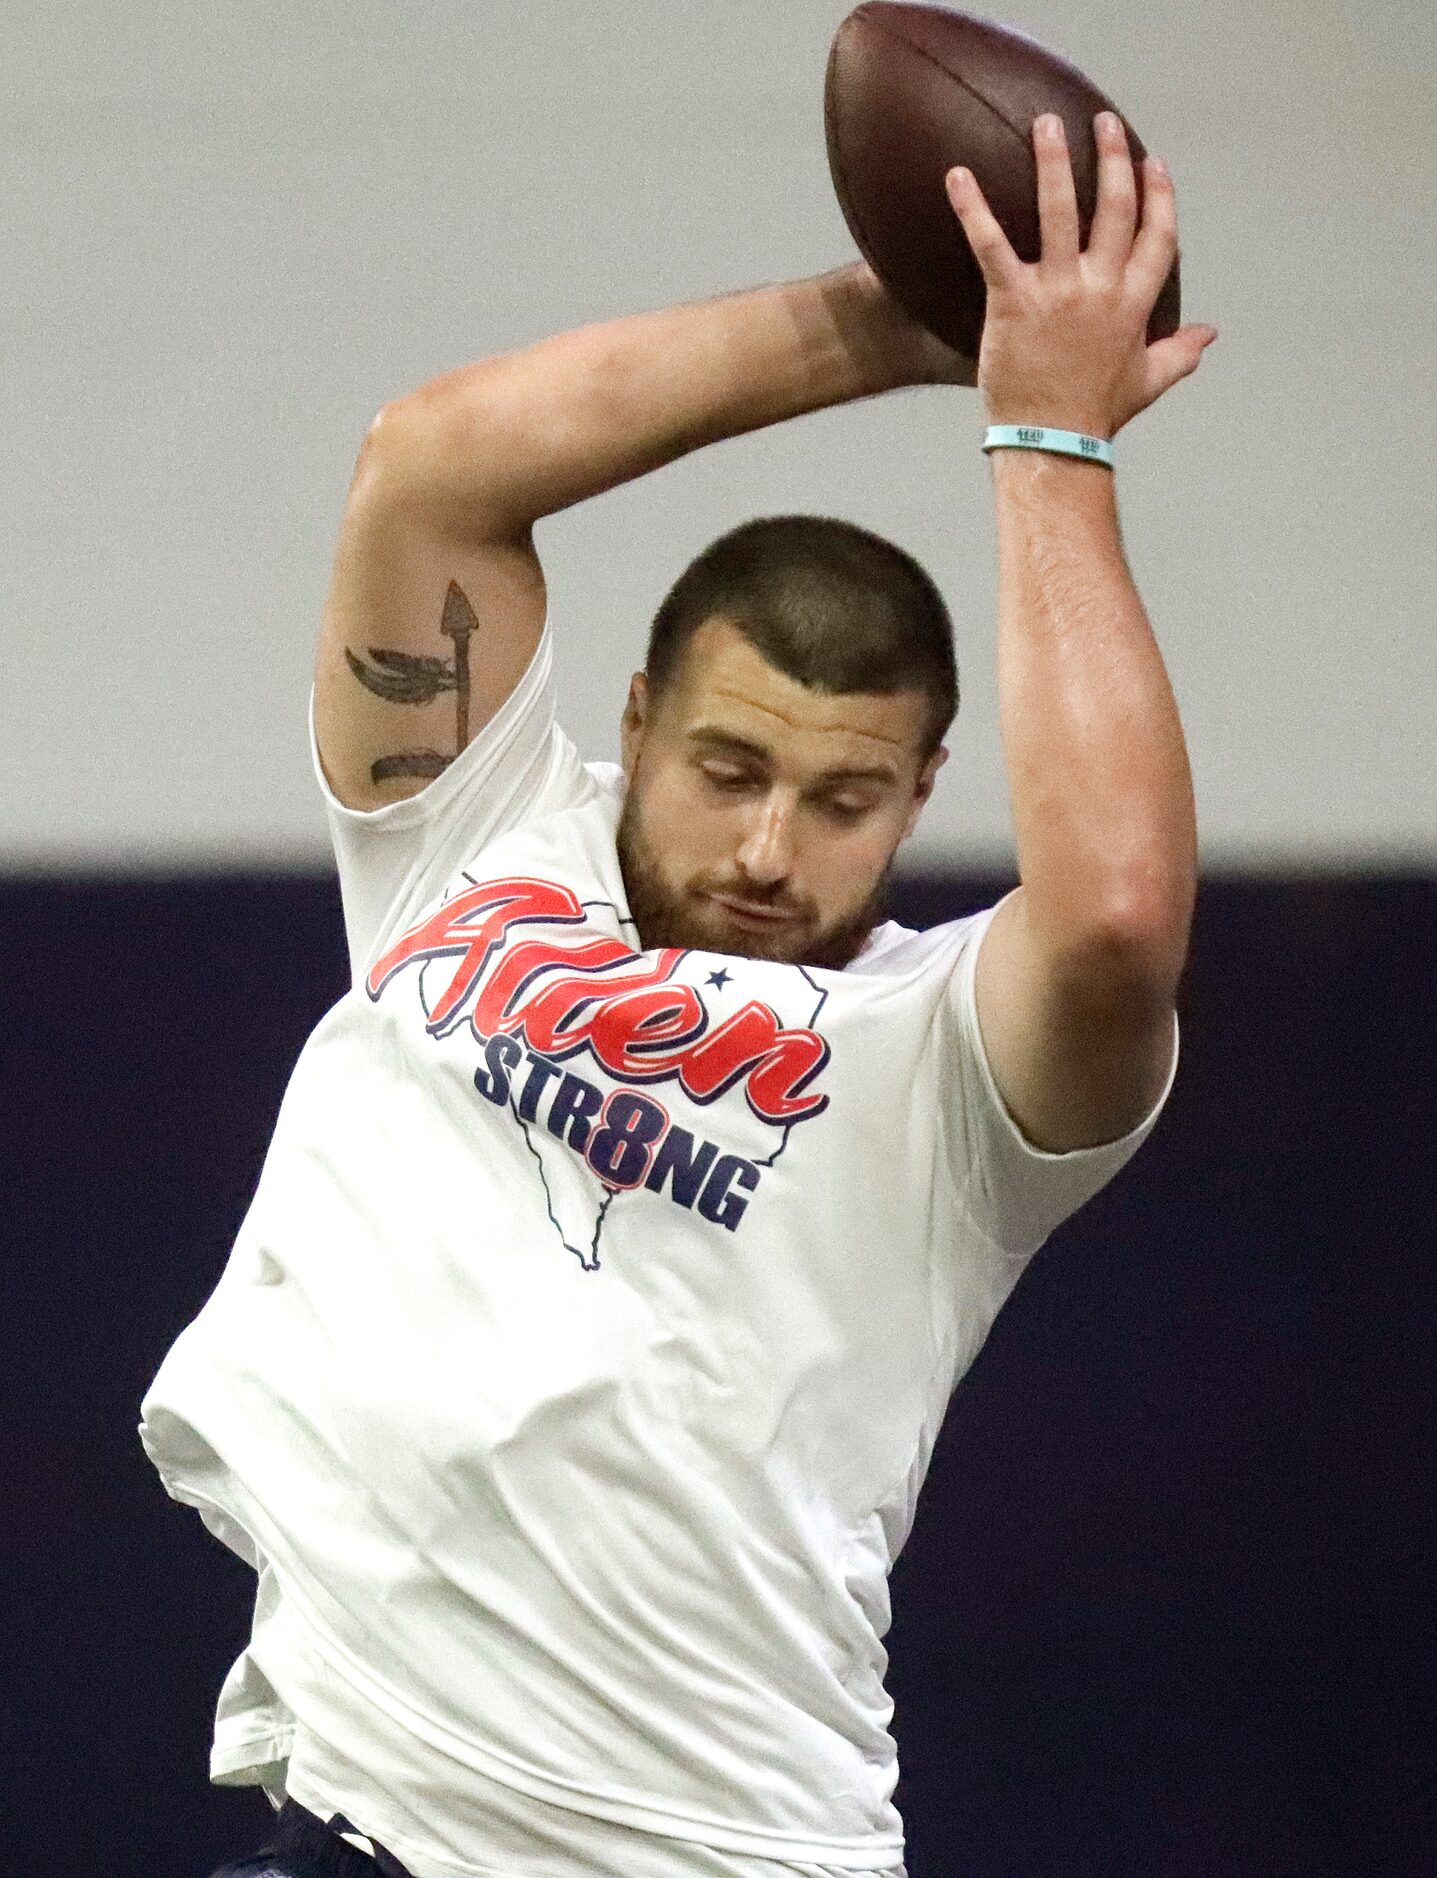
[843, 906, 995, 980]
[584, 760, 627, 810]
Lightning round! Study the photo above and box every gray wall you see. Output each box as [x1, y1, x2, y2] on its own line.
[5, 0, 1434, 870]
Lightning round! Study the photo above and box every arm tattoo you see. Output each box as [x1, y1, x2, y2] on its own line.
[346, 581, 480, 787]
[439, 580, 477, 752]
[371, 752, 451, 781]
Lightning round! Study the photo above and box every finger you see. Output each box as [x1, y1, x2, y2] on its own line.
[1032, 113, 1080, 266]
[1086, 111, 1138, 270]
[1128, 155, 1179, 305]
[945, 166, 1024, 290]
[1141, 323, 1219, 402]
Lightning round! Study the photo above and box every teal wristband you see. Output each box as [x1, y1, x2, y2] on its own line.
[982, 424, 1114, 468]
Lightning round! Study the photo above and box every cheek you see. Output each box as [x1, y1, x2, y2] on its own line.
[634, 766, 727, 877]
[811, 819, 904, 904]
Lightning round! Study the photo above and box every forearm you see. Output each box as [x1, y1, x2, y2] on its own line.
[376, 263, 929, 533]
[993, 449, 1196, 988]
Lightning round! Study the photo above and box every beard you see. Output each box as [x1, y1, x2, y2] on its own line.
[615, 788, 888, 971]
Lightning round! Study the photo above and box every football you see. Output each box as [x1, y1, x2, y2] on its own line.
[824, 2, 1182, 359]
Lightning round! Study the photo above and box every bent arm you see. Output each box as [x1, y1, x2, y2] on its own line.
[974, 451, 1196, 1150]
[317, 264, 959, 810]
[947, 111, 1210, 1152]
[374, 261, 954, 533]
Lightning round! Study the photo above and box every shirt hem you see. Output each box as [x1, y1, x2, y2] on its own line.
[287, 1764, 906, 1878]
[156, 1466, 904, 1870]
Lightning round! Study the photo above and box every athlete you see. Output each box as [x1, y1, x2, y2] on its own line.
[144, 112, 1215, 1878]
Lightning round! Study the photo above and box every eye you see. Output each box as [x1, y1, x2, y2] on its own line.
[818, 796, 872, 824]
[700, 762, 756, 792]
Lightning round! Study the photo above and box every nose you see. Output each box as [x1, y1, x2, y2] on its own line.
[735, 795, 795, 889]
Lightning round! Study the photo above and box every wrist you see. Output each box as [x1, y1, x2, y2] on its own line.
[983, 405, 1113, 441]
[983, 424, 1115, 471]
[814, 263, 975, 393]
[988, 444, 1120, 513]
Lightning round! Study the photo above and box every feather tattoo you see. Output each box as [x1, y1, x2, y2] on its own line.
[344, 646, 454, 703]
[347, 580, 482, 787]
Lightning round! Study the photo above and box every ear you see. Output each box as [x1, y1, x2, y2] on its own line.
[902, 745, 948, 842]
[620, 672, 649, 781]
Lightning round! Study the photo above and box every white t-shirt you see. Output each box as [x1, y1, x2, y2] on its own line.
[139, 623, 1177, 1878]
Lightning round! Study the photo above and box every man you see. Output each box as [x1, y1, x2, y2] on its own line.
[144, 113, 1215, 1878]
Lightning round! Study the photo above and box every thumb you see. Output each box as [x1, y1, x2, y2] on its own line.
[1144, 323, 1219, 401]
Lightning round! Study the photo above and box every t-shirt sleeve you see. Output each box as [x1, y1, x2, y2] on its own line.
[310, 621, 591, 984]
[942, 896, 1180, 1262]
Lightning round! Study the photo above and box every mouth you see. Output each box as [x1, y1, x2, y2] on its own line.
[707, 893, 802, 930]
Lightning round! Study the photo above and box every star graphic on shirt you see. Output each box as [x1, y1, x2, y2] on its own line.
[706, 967, 732, 990]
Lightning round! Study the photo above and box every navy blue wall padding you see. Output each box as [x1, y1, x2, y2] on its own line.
[6, 874, 1434, 1877]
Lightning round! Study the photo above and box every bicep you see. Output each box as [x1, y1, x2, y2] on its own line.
[972, 887, 1177, 1154]
[314, 419, 548, 812]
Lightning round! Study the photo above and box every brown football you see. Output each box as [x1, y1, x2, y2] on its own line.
[824, 2, 1181, 360]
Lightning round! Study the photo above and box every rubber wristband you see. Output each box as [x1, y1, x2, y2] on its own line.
[982, 424, 1115, 469]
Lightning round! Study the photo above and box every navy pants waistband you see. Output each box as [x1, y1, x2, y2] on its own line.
[209, 1798, 415, 1878]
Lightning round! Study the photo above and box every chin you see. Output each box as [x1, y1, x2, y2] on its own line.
[629, 897, 791, 963]
[616, 796, 882, 970]
[657, 896, 874, 972]
[704, 916, 815, 967]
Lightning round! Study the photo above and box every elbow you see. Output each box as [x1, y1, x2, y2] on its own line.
[1078, 870, 1196, 1004]
[349, 380, 523, 531]
[1035, 842, 1195, 1007]
[361, 390, 465, 479]
[346, 397, 434, 503]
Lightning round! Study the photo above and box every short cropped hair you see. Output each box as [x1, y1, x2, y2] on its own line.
[645, 515, 958, 757]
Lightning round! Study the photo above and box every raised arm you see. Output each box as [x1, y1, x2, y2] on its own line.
[315, 266, 964, 809]
[946, 111, 1217, 1151]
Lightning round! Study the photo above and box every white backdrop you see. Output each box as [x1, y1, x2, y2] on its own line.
[4, 0, 1434, 870]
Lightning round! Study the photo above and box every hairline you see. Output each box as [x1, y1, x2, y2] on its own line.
[645, 613, 952, 763]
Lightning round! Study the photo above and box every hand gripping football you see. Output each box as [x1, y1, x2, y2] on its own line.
[824, 2, 1181, 360]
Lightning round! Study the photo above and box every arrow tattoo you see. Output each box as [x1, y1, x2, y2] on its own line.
[346, 580, 481, 786]
[439, 580, 478, 750]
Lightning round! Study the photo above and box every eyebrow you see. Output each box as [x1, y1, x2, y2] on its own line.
[686, 726, 899, 788]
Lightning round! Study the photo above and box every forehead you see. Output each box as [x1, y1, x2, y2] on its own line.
[660, 619, 929, 774]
